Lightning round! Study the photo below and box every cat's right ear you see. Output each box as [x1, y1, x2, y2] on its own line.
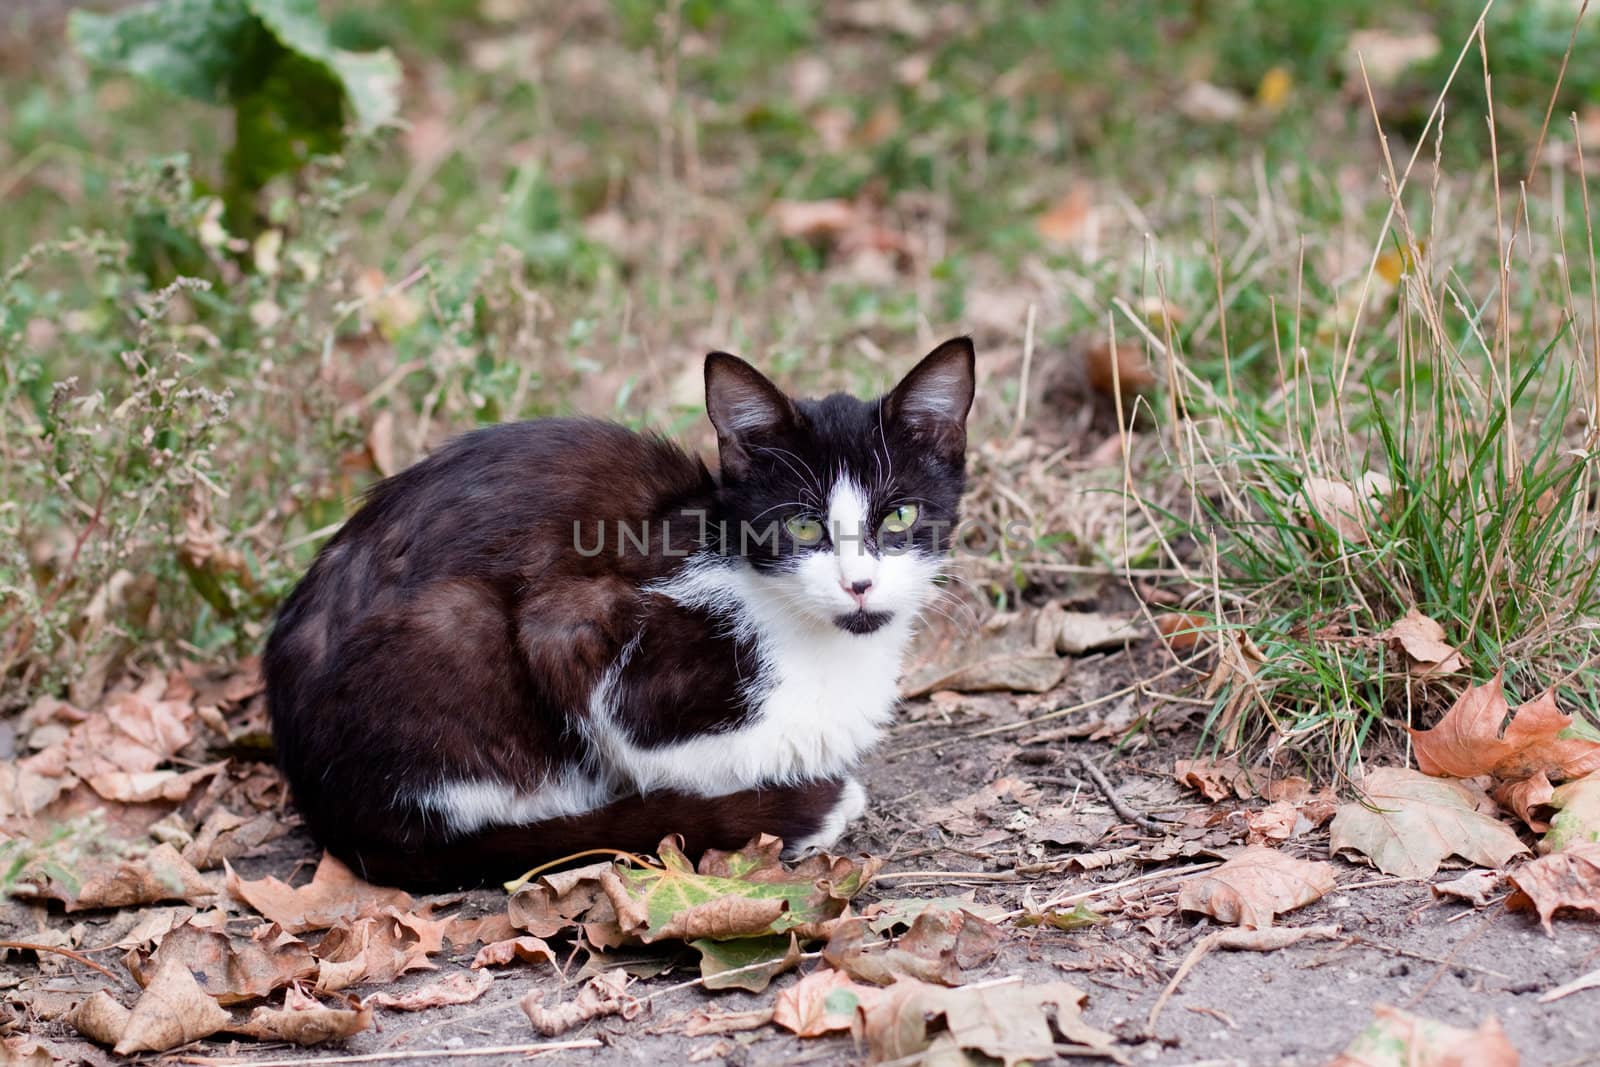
[704, 352, 798, 479]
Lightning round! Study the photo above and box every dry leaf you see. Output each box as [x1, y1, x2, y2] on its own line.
[1035, 609, 1145, 655]
[1035, 185, 1092, 243]
[232, 987, 373, 1045]
[824, 907, 1001, 986]
[1085, 340, 1156, 401]
[1411, 674, 1600, 831]
[521, 969, 639, 1037]
[127, 918, 316, 1004]
[226, 851, 414, 933]
[1295, 472, 1391, 544]
[1432, 870, 1504, 907]
[39, 843, 216, 911]
[1381, 609, 1465, 676]
[1346, 30, 1441, 88]
[69, 991, 131, 1048]
[471, 935, 557, 970]
[772, 967, 877, 1037]
[1542, 770, 1600, 853]
[1506, 842, 1600, 935]
[1326, 1004, 1517, 1067]
[1330, 768, 1529, 879]
[113, 958, 231, 1054]
[1244, 801, 1305, 845]
[0, 1037, 66, 1066]
[313, 910, 439, 992]
[1173, 757, 1255, 802]
[1156, 613, 1207, 652]
[1177, 846, 1335, 928]
[363, 971, 494, 1011]
[1178, 81, 1247, 123]
[681, 1006, 775, 1037]
[924, 778, 1042, 837]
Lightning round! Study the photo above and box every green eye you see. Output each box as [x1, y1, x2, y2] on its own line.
[785, 516, 825, 544]
[881, 504, 919, 534]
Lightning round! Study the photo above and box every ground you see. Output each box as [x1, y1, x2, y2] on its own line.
[7, 649, 1599, 1064]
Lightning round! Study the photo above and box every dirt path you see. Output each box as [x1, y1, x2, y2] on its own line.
[12, 663, 1599, 1065]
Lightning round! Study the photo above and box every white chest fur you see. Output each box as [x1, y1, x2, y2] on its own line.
[588, 560, 913, 797]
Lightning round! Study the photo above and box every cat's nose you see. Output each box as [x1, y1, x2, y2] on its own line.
[842, 578, 873, 606]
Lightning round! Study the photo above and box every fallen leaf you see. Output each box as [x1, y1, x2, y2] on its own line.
[69, 991, 131, 1048]
[471, 935, 557, 970]
[507, 859, 630, 949]
[1506, 842, 1600, 935]
[1173, 757, 1256, 802]
[1156, 613, 1207, 652]
[363, 971, 494, 1011]
[1543, 770, 1600, 853]
[924, 778, 1042, 837]
[772, 967, 878, 1038]
[113, 958, 231, 1054]
[313, 910, 439, 992]
[183, 807, 286, 870]
[232, 987, 373, 1044]
[521, 969, 639, 1037]
[692, 932, 801, 992]
[1244, 801, 1306, 845]
[860, 895, 1008, 935]
[226, 851, 413, 933]
[1381, 609, 1465, 676]
[126, 918, 316, 1004]
[1148, 926, 1343, 1029]
[23, 842, 216, 911]
[1411, 674, 1600, 830]
[1326, 1004, 1517, 1067]
[1432, 870, 1505, 907]
[681, 1006, 775, 1036]
[824, 907, 1001, 986]
[1035, 609, 1145, 655]
[1295, 472, 1391, 544]
[1346, 29, 1441, 88]
[86, 761, 225, 805]
[1330, 768, 1528, 878]
[1085, 339, 1156, 401]
[1177, 846, 1335, 928]
[0, 1037, 66, 1066]
[1035, 185, 1092, 243]
[1178, 81, 1247, 123]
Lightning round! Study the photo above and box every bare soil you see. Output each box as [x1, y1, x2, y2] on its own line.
[9, 644, 1599, 1066]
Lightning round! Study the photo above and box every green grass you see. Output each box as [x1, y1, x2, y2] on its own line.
[2, 0, 1599, 774]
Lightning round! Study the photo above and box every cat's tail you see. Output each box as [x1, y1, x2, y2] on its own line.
[322, 778, 855, 892]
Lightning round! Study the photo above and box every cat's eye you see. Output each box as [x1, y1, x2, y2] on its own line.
[881, 504, 919, 534]
[785, 516, 825, 544]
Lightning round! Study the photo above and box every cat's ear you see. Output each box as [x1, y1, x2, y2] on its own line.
[704, 351, 799, 479]
[882, 336, 975, 461]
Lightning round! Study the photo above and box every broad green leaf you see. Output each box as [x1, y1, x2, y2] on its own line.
[690, 933, 800, 992]
[69, 0, 258, 105]
[245, 0, 400, 132]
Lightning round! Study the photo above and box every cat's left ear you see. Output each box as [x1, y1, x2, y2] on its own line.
[882, 336, 976, 462]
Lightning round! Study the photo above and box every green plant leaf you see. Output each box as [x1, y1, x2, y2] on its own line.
[690, 932, 800, 992]
[69, 0, 259, 105]
[1542, 771, 1600, 854]
[244, 0, 400, 132]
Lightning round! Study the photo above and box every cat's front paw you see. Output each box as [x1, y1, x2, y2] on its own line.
[785, 778, 868, 857]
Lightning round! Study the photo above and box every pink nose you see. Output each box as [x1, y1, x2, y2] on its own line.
[842, 579, 872, 607]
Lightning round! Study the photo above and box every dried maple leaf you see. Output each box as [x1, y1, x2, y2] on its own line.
[0, 1036, 65, 1066]
[1295, 472, 1391, 544]
[1177, 846, 1335, 928]
[312, 910, 440, 992]
[521, 969, 639, 1037]
[126, 918, 316, 1004]
[18, 842, 216, 911]
[823, 908, 1001, 986]
[772, 967, 878, 1037]
[1329, 768, 1528, 879]
[362, 971, 494, 1011]
[226, 851, 413, 933]
[1381, 608, 1465, 676]
[470, 935, 557, 970]
[1431, 870, 1504, 907]
[1506, 842, 1600, 934]
[232, 987, 373, 1044]
[1411, 673, 1600, 785]
[109, 958, 230, 1054]
[1542, 770, 1600, 853]
[1326, 1004, 1518, 1066]
[1173, 757, 1256, 802]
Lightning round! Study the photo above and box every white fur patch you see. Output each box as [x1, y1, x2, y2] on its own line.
[790, 778, 868, 853]
[415, 773, 613, 835]
[586, 555, 925, 797]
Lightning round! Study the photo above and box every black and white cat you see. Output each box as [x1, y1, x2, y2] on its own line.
[264, 338, 975, 888]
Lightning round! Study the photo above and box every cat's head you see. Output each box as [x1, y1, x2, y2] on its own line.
[703, 338, 975, 635]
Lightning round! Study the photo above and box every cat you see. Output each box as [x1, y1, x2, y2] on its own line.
[263, 337, 975, 889]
